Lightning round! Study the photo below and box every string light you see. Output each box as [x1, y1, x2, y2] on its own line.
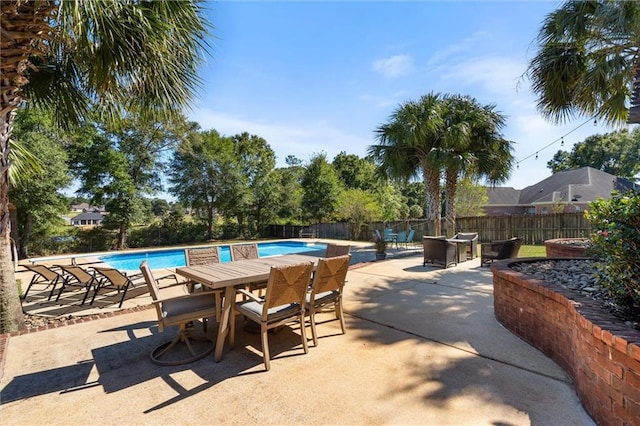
[515, 116, 596, 167]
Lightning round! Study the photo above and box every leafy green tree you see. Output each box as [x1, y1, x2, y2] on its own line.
[547, 128, 640, 179]
[250, 171, 282, 235]
[375, 183, 404, 225]
[527, 0, 640, 125]
[336, 189, 380, 240]
[1, 0, 209, 332]
[150, 198, 171, 218]
[169, 129, 240, 241]
[455, 178, 488, 218]
[332, 152, 378, 191]
[301, 153, 342, 223]
[69, 116, 183, 249]
[370, 93, 445, 235]
[271, 165, 304, 224]
[231, 133, 276, 238]
[9, 109, 70, 258]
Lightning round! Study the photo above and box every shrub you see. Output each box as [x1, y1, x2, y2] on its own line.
[585, 190, 640, 316]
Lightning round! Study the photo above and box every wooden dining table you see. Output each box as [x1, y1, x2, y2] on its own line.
[175, 254, 322, 362]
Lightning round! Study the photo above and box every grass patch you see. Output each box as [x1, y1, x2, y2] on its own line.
[517, 245, 546, 257]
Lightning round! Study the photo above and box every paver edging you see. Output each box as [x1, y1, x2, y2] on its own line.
[492, 258, 640, 425]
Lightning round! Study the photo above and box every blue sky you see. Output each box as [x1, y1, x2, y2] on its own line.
[187, 1, 623, 190]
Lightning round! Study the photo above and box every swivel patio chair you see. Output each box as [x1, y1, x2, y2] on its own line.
[22, 264, 64, 300]
[140, 261, 217, 366]
[230, 261, 314, 371]
[324, 243, 351, 258]
[480, 237, 522, 267]
[422, 236, 458, 269]
[306, 254, 351, 346]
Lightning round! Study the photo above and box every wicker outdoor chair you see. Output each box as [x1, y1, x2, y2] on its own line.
[480, 237, 522, 267]
[324, 243, 351, 258]
[422, 236, 458, 269]
[230, 261, 314, 371]
[184, 246, 223, 319]
[306, 254, 351, 346]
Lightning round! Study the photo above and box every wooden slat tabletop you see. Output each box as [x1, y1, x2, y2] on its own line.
[175, 254, 320, 290]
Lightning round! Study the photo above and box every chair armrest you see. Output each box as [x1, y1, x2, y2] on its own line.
[237, 288, 263, 303]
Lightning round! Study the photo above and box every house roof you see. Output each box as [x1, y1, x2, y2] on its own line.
[486, 187, 521, 205]
[71, 211, 104, 221]
[486, 166, 637, 206]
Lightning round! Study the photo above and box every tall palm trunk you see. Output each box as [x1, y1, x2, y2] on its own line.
[444, 167, 459, 237]
[0, 112, 25, 331]
[422, 165, 441, 236]
[1, 0, 56, 332]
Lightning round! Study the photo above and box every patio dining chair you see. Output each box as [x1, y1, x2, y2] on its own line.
[324, 243, 351, 258]
[230, 261, 314, 371]
[140, 261, 217, 366]
[230, 243, 259, 261]
[89, 266, 146, 308]
[22, 264, 64, 300]
[184, 246, 223, 319]
[306, 254, 351, 346]
[230, 243, 266, 295]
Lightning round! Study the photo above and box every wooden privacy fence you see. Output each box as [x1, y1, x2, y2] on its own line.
[266, 213, 593, 245]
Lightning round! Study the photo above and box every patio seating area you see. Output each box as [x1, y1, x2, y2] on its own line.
[0, 247, 595, 425]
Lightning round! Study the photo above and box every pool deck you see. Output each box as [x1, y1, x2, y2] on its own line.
[1, 244, 594, 425]
[17, 239, 416, 319]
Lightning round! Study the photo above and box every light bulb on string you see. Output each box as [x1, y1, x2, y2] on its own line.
[516, 162, 519, 169]
[594, 118, 597, 126]
[561, 137, 564, 146]
[535, 152, 538, 160]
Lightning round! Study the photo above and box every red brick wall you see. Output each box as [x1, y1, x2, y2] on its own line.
[492, 259, 640, 426]
[544, 238, 590, 258]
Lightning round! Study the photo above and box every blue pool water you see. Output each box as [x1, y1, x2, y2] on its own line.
[99, 241, 327, 271]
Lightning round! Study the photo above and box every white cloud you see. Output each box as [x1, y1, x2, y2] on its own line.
[187, 108, 373, 166]
[372, 54, 414, 78]
[439, 56, 525, 97]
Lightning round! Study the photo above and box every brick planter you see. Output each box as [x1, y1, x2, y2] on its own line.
[544, 238, 591, 258]
[492, 258, 640, 425]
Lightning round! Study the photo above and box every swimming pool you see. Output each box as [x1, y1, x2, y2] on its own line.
[99, 241, 327, 271]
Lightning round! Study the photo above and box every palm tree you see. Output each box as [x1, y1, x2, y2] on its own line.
[0, 0, 209, 333]
[527, 0, 640, 125]
[370, 93, 445, 235]
[439, 95, 513, 235]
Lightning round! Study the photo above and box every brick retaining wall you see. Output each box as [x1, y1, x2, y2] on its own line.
[544, 238, 590, 258]
[492, 258, 640, 425]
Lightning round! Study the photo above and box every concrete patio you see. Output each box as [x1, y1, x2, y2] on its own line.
[0, 251, 595, 425]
